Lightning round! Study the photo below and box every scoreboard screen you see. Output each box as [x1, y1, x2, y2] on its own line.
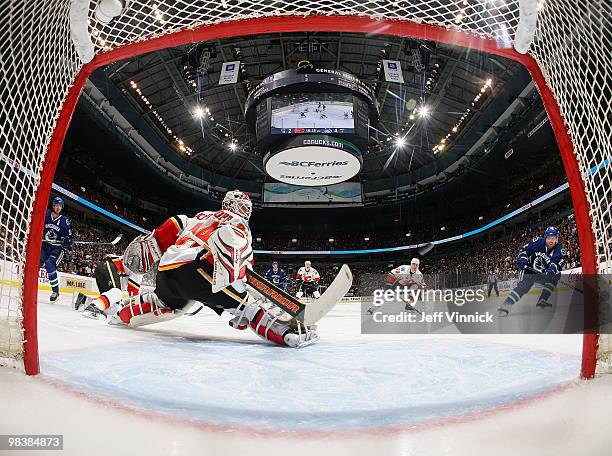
[270, 93, 355, 135]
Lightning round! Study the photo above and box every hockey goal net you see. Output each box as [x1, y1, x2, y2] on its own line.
[0, 0, 609, 376]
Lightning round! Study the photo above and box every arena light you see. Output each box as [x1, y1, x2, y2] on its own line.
[128, 77, 178, 142]
[364, 237, 370, 241]
[395, 136, 406, 148]
[433, 75, 493, 153]
[329, 238, 334, 243]
[405, 232, 411, 237]
[193, 106, 204, 118]
[418, 105, 430, 117]
[228, 142, 237, 151]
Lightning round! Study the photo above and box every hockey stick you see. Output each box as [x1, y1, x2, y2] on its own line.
[417, 242, 434, 256]
[245, 269, 307, 320]
[523, 265, 584, 294]
[302, 264, 353, 325]
[74, 234, 124, 246]
[246, 264, 353, 325]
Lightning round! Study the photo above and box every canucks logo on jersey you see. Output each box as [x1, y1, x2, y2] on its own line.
[518, 235, 567, 274]
[43, 209, 72, 247]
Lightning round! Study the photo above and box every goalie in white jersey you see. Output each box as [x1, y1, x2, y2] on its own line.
[367, 258, 426, 314]
[88, 190, 317, 348]
[295, 260, 321, 299]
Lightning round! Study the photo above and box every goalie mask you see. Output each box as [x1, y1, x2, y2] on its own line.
[222, 190, 252, 220]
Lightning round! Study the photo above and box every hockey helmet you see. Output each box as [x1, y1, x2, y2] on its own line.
[51, 196, 64, 208]
[222, 189, 252, 220]
[544, 226, 559, 238]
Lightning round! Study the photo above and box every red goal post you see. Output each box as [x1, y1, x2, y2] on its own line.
[0, 1, 609, 377]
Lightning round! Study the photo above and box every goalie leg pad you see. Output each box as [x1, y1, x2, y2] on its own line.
[229, 294, 318, 348]
[117, 292, 179, 327]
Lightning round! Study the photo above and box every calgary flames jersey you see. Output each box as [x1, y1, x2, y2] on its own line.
[296, 266, 320, 283]
[386, 265, 424, 286]
[156, 210, 252, 271]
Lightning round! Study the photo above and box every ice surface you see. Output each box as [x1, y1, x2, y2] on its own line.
[1, 291, 611, 455]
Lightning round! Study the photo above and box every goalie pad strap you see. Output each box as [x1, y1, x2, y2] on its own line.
[249, 309, 288, 346]
[118, 294, 175, 327]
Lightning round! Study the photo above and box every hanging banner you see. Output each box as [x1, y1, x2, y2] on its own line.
[219, 61, 240, 85]
[382, 60, 404, 83]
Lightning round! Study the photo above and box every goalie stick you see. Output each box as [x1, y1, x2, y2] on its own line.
[246, 264, 353, 326]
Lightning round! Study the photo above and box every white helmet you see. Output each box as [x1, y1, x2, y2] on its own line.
[222, 189, 252, 220]
[411, 258, 420, 266]
[305, 260, 311, 268]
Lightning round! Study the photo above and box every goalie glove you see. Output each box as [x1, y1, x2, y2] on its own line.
[123, 233, 163, 274]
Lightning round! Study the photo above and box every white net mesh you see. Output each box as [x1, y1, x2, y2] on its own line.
[0, 0, 609, 374]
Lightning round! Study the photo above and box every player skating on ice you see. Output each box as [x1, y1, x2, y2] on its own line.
[265, 260, 287, 291]
[367, 258, 426, 314]
[295, 261, 321, 299]
[41, 197, 73, 302]
[97, 190, 319, 348]
[497, 226, 567, 317]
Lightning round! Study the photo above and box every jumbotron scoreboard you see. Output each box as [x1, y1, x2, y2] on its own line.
[245, 64, 379, 186]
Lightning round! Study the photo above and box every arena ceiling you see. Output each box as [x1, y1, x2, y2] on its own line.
[103, 32, 524, 183]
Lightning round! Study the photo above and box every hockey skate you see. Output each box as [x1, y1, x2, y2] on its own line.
[230, 292, 319, 348]
[404, 302, 422, 315]
[497, 302, 512, 317]
[73, 292, 88, 311]
[536, 299, 552, 309]
[82, 303, 106, 320]
[49, 292, 59, 303]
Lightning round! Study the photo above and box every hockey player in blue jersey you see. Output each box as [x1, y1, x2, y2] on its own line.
[498, 226, 567, 316]
[265, 260, 287, 291]
[41, 197, 73, 302]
